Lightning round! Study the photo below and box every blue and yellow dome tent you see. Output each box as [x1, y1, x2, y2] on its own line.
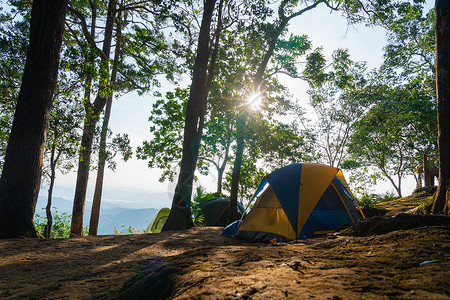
[228, 162, 365, 242]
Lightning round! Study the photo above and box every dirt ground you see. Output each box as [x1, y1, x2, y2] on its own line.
[0, 195, 449, 299]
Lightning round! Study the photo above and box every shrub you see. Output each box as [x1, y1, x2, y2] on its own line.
[357, 191, 398, 209]
[378, 191, 398, 203]
[358, 194, 380, 209]
[34, 209, 71, 238]
[34, 209, 88, 238]
[191, 186, 228, 226]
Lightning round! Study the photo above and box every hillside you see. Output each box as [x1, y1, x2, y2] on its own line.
[35, 196, 160, 235]
[0, 192, 449, 299]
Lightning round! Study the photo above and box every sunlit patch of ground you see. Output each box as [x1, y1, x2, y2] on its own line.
[0, 192, 449, 299]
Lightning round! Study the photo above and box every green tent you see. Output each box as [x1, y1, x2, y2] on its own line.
[194, 197, 245, 226]
[145, 207, 170, 233]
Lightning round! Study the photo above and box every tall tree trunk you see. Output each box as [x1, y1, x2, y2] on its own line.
[253, 22, 287, 90]
[432, 0, 450, 214]
[70, 0, 116, 236]
[89, 11, 123, 235]
[44, 143, 59, 238]
[226, 27, 284, 224]
[70, 117, 95, 236]
[217, 143, 229, 195]
[0, 0, 68, 239]
[226, 1, 326, 224]
[162, 0, 217, 231]
[217, 168, 224, 195]
[88, 98, 111, 236]
[227, 109, 249, 223]
[69, 2, 97, 236]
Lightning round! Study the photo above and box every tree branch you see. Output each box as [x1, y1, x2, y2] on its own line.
[117, 68, 150, 90]
[284, 0, 327, 23]
[67, 6, 108, 61]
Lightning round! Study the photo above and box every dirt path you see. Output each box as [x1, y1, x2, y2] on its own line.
[0, 195, 449, 299]
[121, 225, 450, 299]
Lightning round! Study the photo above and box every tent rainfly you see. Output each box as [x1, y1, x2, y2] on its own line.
[223, 162, 364, 242]
[146, 207, 170, 233]
[194, 197, 245, 226]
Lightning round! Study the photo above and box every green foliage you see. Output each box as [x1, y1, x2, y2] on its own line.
[348, 79, 437, 196]
[137, 87, 188, 182]
[0, 3, 86, 178]
[257, 119, 315, 170]
[191, 186, 228, 226]
[378, 190, 398, 203]
[357, 191, 398, 209]
[0, 100, 15, 170]
[223, 158, 266, 203]
[191, 187, 206, 226]
[34, 210, 89, 238]
[92, 132, 133, 171]
[344, 2, 436, 196]
[273, 33, 312, 78]
[303, 49, 369, 168]
[0, 5, 30, 169]
[381, 2, 435, 84]
[0, 5, 29, 99]
[304, 48, 327, 87]
[42, 95, 84, 184]
[357, 193, 380, 209]
[137, 29, 311, 190]
[345, 165, 383, 198]
[66, 0, 183, 96]
[416, 197, 434, 214]
[137, 0, 322, 200]
[340, 159, 361, 170]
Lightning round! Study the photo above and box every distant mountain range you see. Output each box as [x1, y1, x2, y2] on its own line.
[39, 185, 174, 209]
[35, 187, 174, 235]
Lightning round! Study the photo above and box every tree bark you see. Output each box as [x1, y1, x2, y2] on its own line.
[70, 0, 116, 236]
[89, 10, 123, 235]
[226, 0, 329, 224]
[0, 0, 68, 239]
[227, 109, 249, 223]
[87, 100, 110, 236]
[70, 117, 95, 236]
[432, 0, 450, 215]
[226, 21, 285, 224]
[226, 6, 297, 225]
[253, 21, 287, 90]
[217, 167, 224, 195]
[162, 0, 217, 231]
[44, 142, 59, 238]
[217, 141, 229, 195]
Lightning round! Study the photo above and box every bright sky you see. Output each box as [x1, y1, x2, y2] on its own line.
[52, 2, 433, 201]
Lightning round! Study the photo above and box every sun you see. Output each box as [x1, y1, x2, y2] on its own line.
[248, 92, 262, 110]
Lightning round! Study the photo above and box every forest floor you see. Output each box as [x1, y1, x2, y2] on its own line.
[0, 192, 449, 299]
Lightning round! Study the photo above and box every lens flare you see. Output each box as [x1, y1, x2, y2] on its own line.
[248, 92, 262, 110]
